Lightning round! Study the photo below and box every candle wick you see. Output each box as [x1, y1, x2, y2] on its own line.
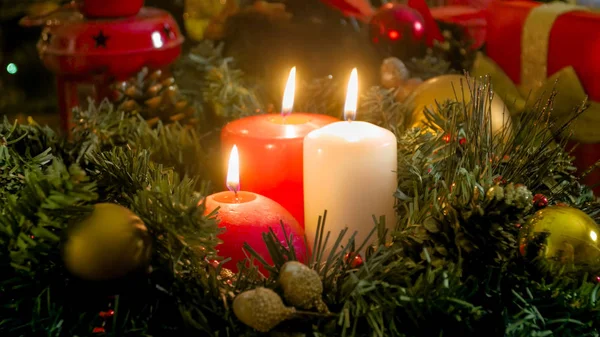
[344, 111, 356, 122]
[227, 182, 240, 196]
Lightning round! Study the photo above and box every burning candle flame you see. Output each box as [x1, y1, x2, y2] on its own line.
[226, 145, 240, 193]
[344, 68, 358, 121]
[282, 66, 296, 116]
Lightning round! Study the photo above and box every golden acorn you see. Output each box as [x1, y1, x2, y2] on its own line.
[63, 203, 152, 281]
[219, 267, 235, 281]
[278, 261, 328, 313]
[111, 68, 198, 128]
[233, 287, 296, 332]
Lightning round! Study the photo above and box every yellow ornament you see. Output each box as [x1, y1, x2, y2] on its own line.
[26, 1, 60, 17]
[184, 0, 238, 41]
[519, 205, 600, 274]
[63, 203, 152, 281]
[409, 74, 512, 134]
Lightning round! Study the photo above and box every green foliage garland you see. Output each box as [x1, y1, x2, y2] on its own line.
[1, 43, 600, 337]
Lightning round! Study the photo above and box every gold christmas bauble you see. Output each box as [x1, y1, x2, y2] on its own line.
[519, 205, 600, 274]
[63, 203, 152, 281]
[410, 74, 511, 134]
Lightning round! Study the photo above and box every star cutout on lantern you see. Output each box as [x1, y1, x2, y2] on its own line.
[93, 30, 109, 48]
[163, 24, 173, 39]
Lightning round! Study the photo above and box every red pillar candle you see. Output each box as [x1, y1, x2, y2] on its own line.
[221, 67, 339, 227]
[204, 145, 308, 273]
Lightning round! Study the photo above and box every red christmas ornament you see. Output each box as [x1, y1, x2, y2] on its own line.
[458, 137, 467, 146]
[407, 0, 444, 46]
[442, 134, 451, 143]
[369, 3, 427, 60]
[344, 252, 364, 268]
[533, 194, 549, 208]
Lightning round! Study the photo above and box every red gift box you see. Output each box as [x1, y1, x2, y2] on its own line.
[487, 0, 600, 192]
[431, 5, 487, 49]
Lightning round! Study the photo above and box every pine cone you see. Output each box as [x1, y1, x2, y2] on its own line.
[233, 287, 296, 332]
[111, 68, 199, 128]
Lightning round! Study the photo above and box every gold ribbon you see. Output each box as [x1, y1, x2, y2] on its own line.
[520, 3, 589, 95]
[471, 3, 600, 143]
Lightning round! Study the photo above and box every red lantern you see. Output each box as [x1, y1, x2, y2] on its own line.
[81, 0, 144, 18]
[21, 0, 184, 132]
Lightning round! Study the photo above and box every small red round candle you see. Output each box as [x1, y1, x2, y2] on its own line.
[204, 191, 307, 273]
[221, 68, 338, 227]
[204, 145, 308, 273]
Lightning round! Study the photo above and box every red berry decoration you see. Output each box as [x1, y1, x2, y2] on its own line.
[458, 137, 467, 146]
[493, 176, 506, 185]
[207, 259, 220, 269]
[533, 194, 549, 208]
[344, 252, 364, 268]
[92, 327, 106, 334]
[442, 133, 451, 143]
[99, 310, 115, 318]
[369, 3, 427, 60]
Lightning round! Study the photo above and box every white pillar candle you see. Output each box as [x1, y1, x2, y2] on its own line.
[303, 69, 397, 253]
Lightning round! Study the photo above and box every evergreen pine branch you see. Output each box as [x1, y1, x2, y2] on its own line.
[0, 159, 97, 334]
[0, 160, 96, 275]
[3, 41, 600, 337]
[174, 42, 264, 125]
[360, 86, 411, 132]
[134, 121, 213, 182]
[71, 100, 216, 186]
[70, 99, 147, 165]
[86, 147, 220, 257]
[84, 147, 231, 335]
[0, 118, 57, 202]
[506, 279, 600, 336]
